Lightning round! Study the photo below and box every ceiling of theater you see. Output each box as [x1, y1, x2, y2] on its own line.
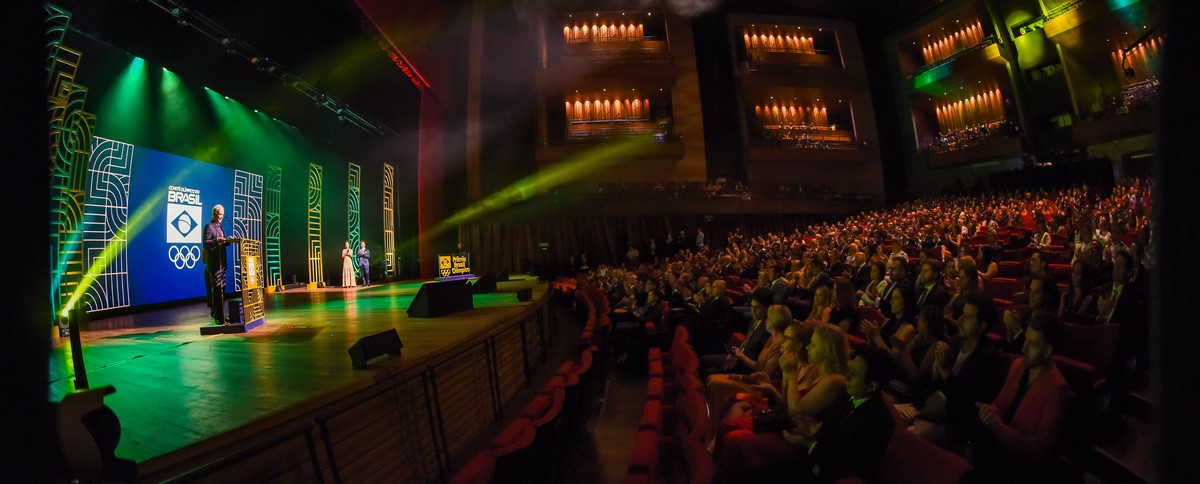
[51, 0, 944, 141]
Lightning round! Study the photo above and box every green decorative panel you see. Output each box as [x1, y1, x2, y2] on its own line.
[265, 165, 282, 286]
[307, 163, 324, 284]
[383, 163, 396, 276]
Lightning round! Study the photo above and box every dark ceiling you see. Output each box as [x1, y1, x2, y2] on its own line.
[55, 0, 422, 147]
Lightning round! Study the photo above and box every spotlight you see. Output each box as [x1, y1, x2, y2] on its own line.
[170, 7, 182, 17]
[1124, 67, 1136, 79]
[177, 19, 189, 27]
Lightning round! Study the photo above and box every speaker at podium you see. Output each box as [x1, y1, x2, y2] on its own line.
[408, 280, 474, 318]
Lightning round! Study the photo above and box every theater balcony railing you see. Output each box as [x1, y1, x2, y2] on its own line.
[922, 134, 1023, 168]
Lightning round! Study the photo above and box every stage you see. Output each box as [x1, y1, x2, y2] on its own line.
[48, 275, 550, 469]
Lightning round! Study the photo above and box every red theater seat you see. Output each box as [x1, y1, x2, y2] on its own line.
[448, 452, 496, 484]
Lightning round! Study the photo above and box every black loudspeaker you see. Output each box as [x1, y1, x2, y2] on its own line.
[408, 280, 474, 318]
[226, 298, 243, 324]
[496, 269, 509, 281]
[517, 288, 533, 302]
[472, 273, 497, 294]
[348, 328, 404, 368]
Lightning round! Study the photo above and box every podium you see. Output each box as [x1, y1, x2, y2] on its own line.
[201, 238, 267, 335]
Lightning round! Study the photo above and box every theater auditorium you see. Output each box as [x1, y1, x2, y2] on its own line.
[5, 0, 1198, 482]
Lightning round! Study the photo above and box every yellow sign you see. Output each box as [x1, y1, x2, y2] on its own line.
[438, 252, 471, 278]
[245, 255, 259, 288]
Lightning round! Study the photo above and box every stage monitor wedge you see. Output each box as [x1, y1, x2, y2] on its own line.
[348, 329, 404, 368]
[472, 273, 497, 294]
[408, 280, 474, 318]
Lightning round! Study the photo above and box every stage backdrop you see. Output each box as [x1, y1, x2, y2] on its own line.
[87, 136, 260, 310]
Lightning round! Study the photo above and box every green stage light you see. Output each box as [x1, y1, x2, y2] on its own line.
[417, 137, 649, 247]
[95, 56, 149, 144]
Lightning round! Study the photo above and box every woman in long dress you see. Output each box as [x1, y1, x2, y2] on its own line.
[341, 241, 356, 288]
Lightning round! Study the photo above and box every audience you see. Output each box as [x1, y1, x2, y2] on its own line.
[973, 313, 1069, 482]
[575, 177, 1150, 483]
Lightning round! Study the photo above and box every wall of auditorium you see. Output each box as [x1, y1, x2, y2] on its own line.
[663, 12, 708, 181]
[884, 0, 1162, 197]
[534, 9, 707, 182]
[52, 28, 416, 310]
[726, 14, 885, 198]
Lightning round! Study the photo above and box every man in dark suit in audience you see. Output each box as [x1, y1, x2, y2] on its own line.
[700, 288, 772, 378]
[768, 264, 789, 305]
[914, 259, 951, 312]
[782, 347, 896, 483]
[1097, 250, 1147, 382]
[848, 251, 871, 291]
[686, 279, 731, 355]
[878, 256, 911, 316]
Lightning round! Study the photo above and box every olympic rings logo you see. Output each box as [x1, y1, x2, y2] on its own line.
[169, 245, 201, 269]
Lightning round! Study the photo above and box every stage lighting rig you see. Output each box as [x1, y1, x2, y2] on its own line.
[144, 0, 397, 137]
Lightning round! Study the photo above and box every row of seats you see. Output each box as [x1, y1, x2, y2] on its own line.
[626, 326, 712, 483]
[448, 280, 608, 483]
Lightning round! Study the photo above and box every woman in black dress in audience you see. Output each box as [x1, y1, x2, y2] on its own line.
[1058, 259, 1097, 324]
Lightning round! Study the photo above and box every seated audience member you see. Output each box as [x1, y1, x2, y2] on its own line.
[974, 313, 1069, 482]
[1013, 249, 1050, 304]
[779, 348, 898, 483]
[1000, 305, 1031, 354]
[1026, 275, 1060, 315]
[912, 296, 1004, 451]
[848, 251, 871, 290]
[767, 263, 790, 305]
[686, 279, 732, 355]
[713, 324, 850, 480]
[829, 277, 861, 334]
[946, 259, 983, 320]
[877, 256, 912, 315]
[700, 288, 772, 378]
[1030, 224, 1052, 249]
[705, 305, 795, 442]
[914, 259, 951, 312]
[1096, 250, 1141, 326]
[977, 244, 1001, 279]
[858, 261, 888, 307]
[612, 289, 662, 364]
[862, 285, 917, 354]
[1097, 249, 1148, 380]
[892, 305, 950, 397]
[1058, 259, 1097, 324]
[803, 274, 835, 324]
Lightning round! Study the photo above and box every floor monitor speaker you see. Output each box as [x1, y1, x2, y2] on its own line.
[348, 328, 404, 368]
[472, 273, 497, 294]
[408, 280, 474, 318]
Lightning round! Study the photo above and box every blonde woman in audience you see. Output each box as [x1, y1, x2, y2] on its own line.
[704, 305, 797, 445]
[713, 323, 850, 478]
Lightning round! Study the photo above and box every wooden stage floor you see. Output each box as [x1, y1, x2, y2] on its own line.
[48, 276, 547, 464]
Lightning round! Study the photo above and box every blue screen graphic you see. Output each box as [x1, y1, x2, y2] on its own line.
[127, 147, 235, 307]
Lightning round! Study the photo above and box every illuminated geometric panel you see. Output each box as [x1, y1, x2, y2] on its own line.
[82, 137, 131, 312]
[48, 41, 95, 317]
[383, 163, 396, 276]
[233, 170, 263, 292]
[307, 163, 324, 284]
[265, 165, 282, 287]
[347, 162, 361, 275]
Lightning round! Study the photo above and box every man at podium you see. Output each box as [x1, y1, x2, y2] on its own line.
[203, 204, 231, 324]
